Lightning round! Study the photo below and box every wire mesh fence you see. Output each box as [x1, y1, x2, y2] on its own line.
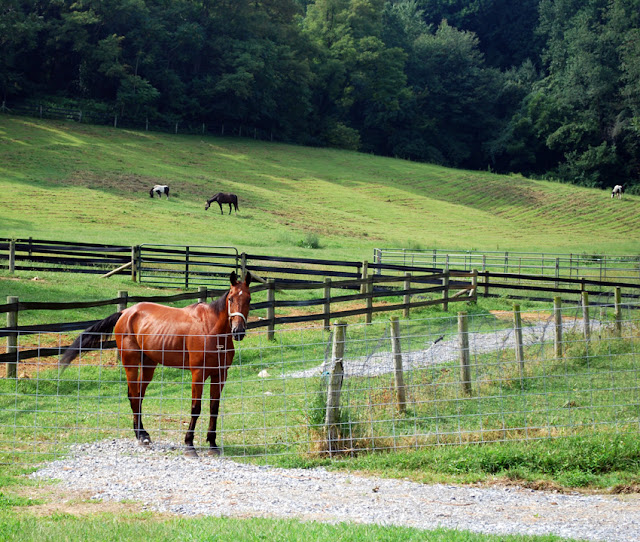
[1, 305, 639, 462]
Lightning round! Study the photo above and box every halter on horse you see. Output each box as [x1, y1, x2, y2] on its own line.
[150, 185, 170, 198]
[205, 192, 238, 214]
[612, 185, 624, 199]
[60, 272, 252, 457]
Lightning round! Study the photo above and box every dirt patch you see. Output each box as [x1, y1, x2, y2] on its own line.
[12, 483, 157, 518]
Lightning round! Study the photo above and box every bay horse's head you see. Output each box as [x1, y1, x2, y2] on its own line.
[227, 271, 252, 341]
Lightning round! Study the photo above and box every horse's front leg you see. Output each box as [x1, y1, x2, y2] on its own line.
[228, 204, 232, 215]
[218, 202, 223, 215]
[185, 369, 205, 457]
[206, 374, 227, 456]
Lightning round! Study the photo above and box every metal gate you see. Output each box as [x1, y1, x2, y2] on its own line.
[138, 244, 239, 288]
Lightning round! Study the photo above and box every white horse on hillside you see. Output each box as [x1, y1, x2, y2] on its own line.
[611, 185, 624, 199]
[150, 185, 170, 198]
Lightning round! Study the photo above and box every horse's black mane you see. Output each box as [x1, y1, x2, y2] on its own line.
[208, 291, 229, 315]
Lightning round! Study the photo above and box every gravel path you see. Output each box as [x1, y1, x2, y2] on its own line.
[33, 439, 640, 541]
[289, 319, 592, 379]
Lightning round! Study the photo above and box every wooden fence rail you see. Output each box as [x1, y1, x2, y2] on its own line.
[0, 271, 475, 366]
[2, 238, 639, 305]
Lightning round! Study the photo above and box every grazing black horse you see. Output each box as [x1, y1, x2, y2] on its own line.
[205, 193, 238, 214]
[150, 185, 170, 198]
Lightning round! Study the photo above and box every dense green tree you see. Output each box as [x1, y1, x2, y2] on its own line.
[0, 0, 43, 100]
[416, 0, 542, 69]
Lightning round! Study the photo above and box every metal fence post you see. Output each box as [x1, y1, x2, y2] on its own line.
[6, 296, 18, 378]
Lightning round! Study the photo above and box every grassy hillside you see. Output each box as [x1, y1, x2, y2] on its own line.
[1, 115, 639, 259]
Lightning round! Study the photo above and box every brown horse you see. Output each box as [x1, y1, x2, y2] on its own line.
[205, 192, 238, 214]
[60, 272, 252, 457]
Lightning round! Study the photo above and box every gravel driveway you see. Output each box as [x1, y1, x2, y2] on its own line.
[33, 439, 640, 542]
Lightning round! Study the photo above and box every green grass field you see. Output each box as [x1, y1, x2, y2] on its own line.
[2, 115, 639, 259]
[1, 115, 639, 541]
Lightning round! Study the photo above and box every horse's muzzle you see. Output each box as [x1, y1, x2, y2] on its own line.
[232, 325, 246, 341]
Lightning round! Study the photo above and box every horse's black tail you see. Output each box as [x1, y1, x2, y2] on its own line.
[59, 312, 122, 372]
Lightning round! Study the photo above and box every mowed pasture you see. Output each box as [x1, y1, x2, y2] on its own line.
[1, 115, 639, 258]
[2, 116, 640, 542]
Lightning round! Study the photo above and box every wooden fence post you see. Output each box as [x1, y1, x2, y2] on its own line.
[326, 321, 346, 453]
[442, 272, 450, 312]
[267, 278, 275, 341]
[184, 246, 190, 290]
[581, 290, 590, 342]
[403, 272, 411, 318]
[614, 287, 622, 336]
[513, 304, 525, 384]
[360, 260, 369, 295]
[365, 276, 373, 324]
[8, 240, 15, 274]
[458, 312, 472, 395]
[117, 291, 128, 312]
[390, 317, 406, 414]
[323, 278, 331, 331]
[6, 296, 18, 378]
[240, 252, 247, 280]
[198, 286, 208, 304]
[470, 269, 478, 302]
[130, 246, 140, 282]
[554, 296, 562, 360]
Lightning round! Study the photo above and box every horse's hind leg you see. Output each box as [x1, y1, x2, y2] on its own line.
[123, 349, 156, 445]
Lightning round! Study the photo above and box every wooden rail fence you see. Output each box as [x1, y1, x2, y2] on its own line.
[1, 271, 477, 374]
[2, 238, 639, 305]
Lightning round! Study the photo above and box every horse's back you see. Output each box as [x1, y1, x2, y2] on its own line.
[115, 302, 230, 368]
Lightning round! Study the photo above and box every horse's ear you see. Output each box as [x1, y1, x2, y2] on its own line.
[245, 271, 252, 286]
[230, 271, 238, 285]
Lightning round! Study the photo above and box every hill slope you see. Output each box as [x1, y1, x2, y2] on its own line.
[1, 116, 638, 259]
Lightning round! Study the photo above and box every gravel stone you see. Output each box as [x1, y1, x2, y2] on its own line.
[33, 438, 640, 541]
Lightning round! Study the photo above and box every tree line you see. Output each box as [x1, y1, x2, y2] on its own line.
[2, 0, 639, 190]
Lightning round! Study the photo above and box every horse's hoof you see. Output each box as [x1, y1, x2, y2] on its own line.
[184, 447, 199, 458]
[138, 436, 151, 446]
[208, 447, 221, 457]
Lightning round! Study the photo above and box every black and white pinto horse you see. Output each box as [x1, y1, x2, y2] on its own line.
[611, 185, 624, 199]
[205, 193, 238, 214]
[150, 185, 170, 198]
